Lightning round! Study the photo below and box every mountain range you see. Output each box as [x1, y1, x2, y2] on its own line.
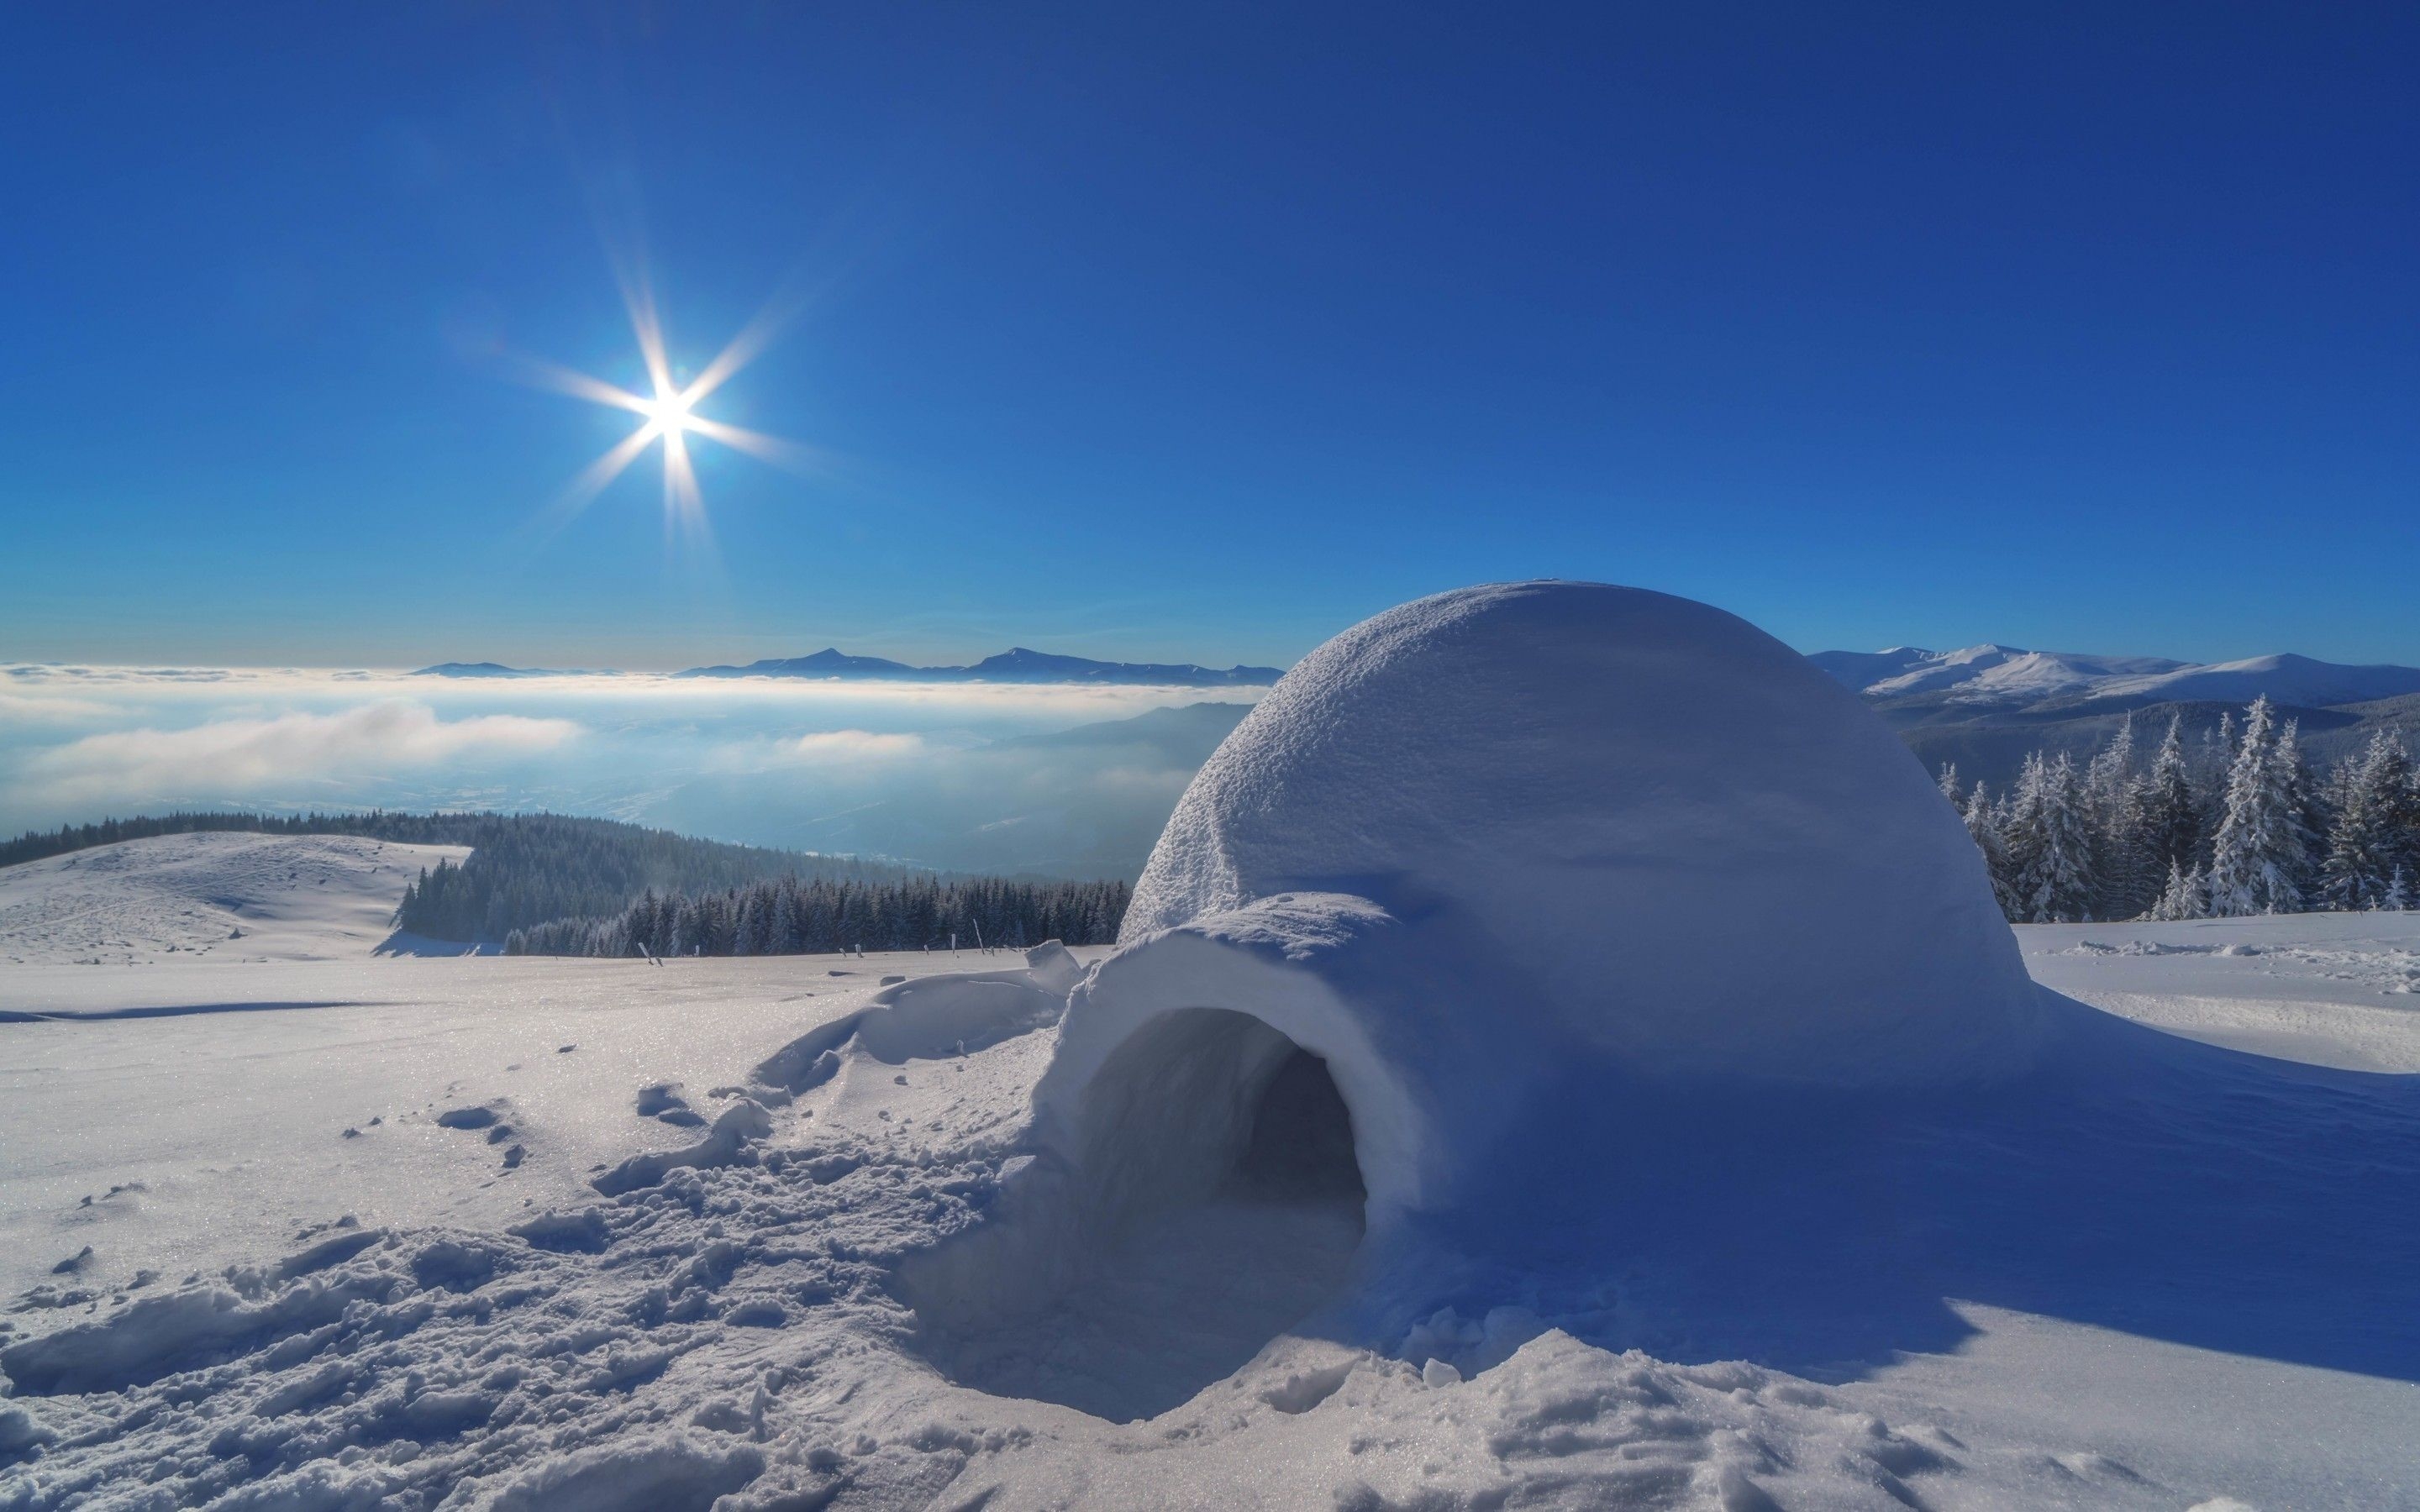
[1810, 644, 2420, 791]
[416, 648, 1281, 687]
[1808, 644, 2420, 712]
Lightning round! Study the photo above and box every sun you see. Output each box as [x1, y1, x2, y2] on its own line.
[510, 265, 818, 547]
[639, 386, 696, 438]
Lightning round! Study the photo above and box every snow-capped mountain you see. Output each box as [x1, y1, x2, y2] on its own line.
[2096, 653, 2420, 709]
[1810, 643, 2420, 712]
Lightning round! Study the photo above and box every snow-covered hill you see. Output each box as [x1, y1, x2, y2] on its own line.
[0, 832, 469, 967]
[1810, 641, 2420, 711]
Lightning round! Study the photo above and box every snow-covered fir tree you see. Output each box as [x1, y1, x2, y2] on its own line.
[2083, 712, 2137, 814]
[2320, 730, 2414, 911]
[2137, 715, 2203, 886]
[2006, 752, 2097, 922]
[2147, 858, 2209, 921]
[2275, 718, 2324, 902]
[2199, 708, 2236, 796]
[1939, 700, 2415, 924]
[2078, 715, 2161, 920]
[1960, 781, 2018, 917]
[2207, 696, 2304, 916]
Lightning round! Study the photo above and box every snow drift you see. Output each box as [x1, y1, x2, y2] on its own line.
[908, 581, 2061, 1416]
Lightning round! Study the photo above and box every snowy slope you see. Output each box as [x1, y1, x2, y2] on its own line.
[2096, 652, 2420, 709]
[1810, 642, 2420, 711]
[0, 833, 469, 967]
[1, 922, 2415, 1509]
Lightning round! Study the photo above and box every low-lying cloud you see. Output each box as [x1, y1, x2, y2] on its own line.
[0, 666, 1255, 877]
[24, 701, 582, 808]
[785, 729, 932, 763]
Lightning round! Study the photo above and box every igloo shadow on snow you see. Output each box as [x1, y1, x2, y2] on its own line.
[897, 582, 2420, 1417]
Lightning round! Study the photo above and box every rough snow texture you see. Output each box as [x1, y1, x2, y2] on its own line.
[1123, 581, 2049, 1088]
[4, 912, 2419, 1507]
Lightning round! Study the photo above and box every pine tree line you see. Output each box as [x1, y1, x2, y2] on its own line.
[388, 820, 916, 942]
[1944, 697, 2417, 922]
[501, 873, 1132, 957]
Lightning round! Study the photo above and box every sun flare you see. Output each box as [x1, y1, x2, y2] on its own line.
[639, 387, 696, 438]
[514, 266, 818, 547]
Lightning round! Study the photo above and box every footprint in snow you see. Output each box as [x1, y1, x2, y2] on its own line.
[636, 1083, 707, 1126]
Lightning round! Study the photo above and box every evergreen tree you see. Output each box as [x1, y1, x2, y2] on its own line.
[2320, 731, 2413, 911]
[2147, 859, 2209, 921]
[2207, 696, 2304, 916]
[1960, 782, 2018, 917]
[2007, 752, 2097, 922]
[2084, 712, 2137, 814]
[2276, 718, 2324, 900]
[2139, 716, 2202, 885]
[2083, 715, 2157, 919]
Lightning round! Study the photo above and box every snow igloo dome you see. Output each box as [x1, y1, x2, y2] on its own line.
[904, 583, 2051, 1420]
[1036, 581, 2049, 1221]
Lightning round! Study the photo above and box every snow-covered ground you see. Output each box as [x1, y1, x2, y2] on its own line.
[2021, 911, 2420, 1072]
[3, 835, 2416, 1507]
[0, 832, 467, 967]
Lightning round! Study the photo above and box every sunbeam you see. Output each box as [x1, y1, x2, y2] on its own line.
[519, 264, 811, 546]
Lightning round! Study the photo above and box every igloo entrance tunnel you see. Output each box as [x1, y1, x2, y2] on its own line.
[904, 581, 2055, 1419]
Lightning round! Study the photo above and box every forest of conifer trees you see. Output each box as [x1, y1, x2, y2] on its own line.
[499, 873, 1131, 956]
[1948, 696, 2419, 923]
[387, 821, 915, 941]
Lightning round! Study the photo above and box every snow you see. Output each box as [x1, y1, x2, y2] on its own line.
[2097, 652, 2420, 709]
[1812, 642, 2420, 710]
[7, 911, 2416, 1507]
[1863, 647, 2185, 702]
[5, 588, 2420, 1509]
[0, 832, 468, 967]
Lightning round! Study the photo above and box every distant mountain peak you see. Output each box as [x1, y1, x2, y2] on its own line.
[674, 646, 1284, 686]
[1810, 642, 2420, 714]
[413, 661, 564, 679]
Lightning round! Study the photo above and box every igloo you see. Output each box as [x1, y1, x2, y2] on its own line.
[905, 581, 2054, 1419]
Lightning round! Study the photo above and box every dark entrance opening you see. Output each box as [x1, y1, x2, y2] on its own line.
[901, 1010, 1367, 1420]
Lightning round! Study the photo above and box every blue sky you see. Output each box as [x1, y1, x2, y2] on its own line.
[3, 3, 2414, 670]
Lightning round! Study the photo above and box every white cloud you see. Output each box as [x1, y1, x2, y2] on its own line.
[24, 701, 581, 806]
[787, 729, 930, 762]
[0, 690, 118, 723]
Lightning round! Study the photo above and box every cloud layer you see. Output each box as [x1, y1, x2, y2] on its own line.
[0, 666, 1253, 876]
[24, 701, 581, 808]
